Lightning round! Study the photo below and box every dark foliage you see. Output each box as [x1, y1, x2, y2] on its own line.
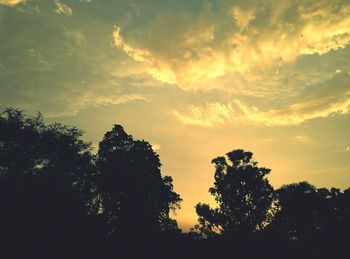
[267, 182, 350, 258]
[0, 108, 349, 259]
[95, 124, 182, 257]
[0, 108, 98, 259]
[194, 150, 275, 236]
[193, 151, 350, 259]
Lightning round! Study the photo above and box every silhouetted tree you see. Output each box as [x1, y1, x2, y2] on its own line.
[268, 182, 350, 258]
[195, 149, 275, 236]
[271, 182, 320, 240]
[2, 107, 350, 259]
[271, 182, 350, 238]
[95, 125, 182, 241]
[0, 108, 97, 259]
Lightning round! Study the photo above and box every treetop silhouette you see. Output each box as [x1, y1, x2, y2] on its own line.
[96, 124, 182, 236]
[195, 149, 275, 236]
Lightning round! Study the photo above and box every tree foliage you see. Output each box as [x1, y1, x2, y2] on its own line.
[0, 108, 97, 258]
[271, 182, 350, 241]
[195, 149, 275, 235]
[96, 124, 182, 236]
[1, 107, 350, 259]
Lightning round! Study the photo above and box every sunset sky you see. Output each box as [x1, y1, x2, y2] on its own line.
[1, 0, 350, 230]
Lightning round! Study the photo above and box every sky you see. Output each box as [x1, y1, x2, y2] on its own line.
[1, 0, 350, 230]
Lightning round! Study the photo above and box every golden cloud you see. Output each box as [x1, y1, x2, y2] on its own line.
[174, 90, 350, 127]
[0, 0, 24, 6]
[113, 0, 350, 89]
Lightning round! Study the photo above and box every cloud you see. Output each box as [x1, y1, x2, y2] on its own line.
[0, 2, 154, 117]
[293, 135, 313, 144]
[174, 91, 350, 127]
[45, 93, 149, 118]
[113, 0, 350, 89]
[2, 0, 350, 124]
[112, 3, 218, 88]
[54, 0, 72, 16]
[231, 6, 256, 30]
[151, 143, 161, 151]
[0, 0, 24, 6]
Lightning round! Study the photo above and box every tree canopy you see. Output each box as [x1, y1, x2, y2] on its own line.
[271, 182, 350, 240]
[96, 124, 182, 236]
[0, 108, 97, 258]
[195, 149, 275, 236]
[0, 107, 349, 259]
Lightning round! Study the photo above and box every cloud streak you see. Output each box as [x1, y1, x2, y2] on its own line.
[45, 93, 149, 118]
[174, 91, 350, 127]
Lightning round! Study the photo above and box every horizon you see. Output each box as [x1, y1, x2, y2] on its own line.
[1, 0, 350, 231]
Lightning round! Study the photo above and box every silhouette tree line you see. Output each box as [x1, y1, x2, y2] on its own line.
[0, 108, 349, 259]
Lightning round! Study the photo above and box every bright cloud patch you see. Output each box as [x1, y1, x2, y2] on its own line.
[113, 0, 350, 89]
[0, 0, 24, 6]
[54, 0, 72, 16]
[174, 91, 350, 127]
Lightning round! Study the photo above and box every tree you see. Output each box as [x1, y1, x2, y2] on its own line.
[269, 182, 350, 258]
[0, 108, 94, 189]
[0, 108, 97, 258]
[271, 182, 350, 241]
[271, 182, 320, 241]
[96, 125, 182, 237]
[195, 149, 275, 236]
